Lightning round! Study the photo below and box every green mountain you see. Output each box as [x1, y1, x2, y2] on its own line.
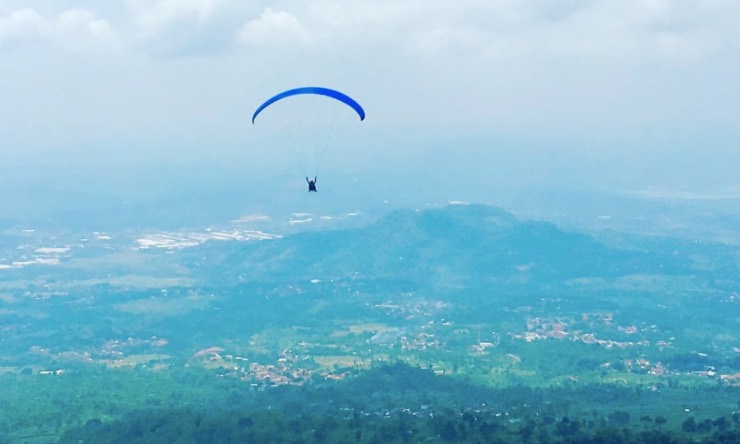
[189, 204, 703, 285]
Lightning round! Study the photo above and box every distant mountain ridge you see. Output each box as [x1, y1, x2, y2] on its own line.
[188, 204, 696, 285]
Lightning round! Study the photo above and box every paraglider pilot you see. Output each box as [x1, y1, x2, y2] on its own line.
[306, 176, 317, 192]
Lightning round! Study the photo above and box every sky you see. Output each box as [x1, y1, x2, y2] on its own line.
[1, 0, 739, 194]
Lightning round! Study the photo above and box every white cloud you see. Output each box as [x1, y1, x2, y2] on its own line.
[132, 0, 221, 30]
[0, 8, 51, 47]
[235, 8, 311, 48]
[0, 8, 114, 52]
[3, 1, 738, 59]
[126, 0, 252, 56]
[57, 9, 114, 52]
[283, 0, 738, 64]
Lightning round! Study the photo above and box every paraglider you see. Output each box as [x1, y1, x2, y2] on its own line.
[252, 87, 365, 191]
[251, 87, 365, 124]
[306, 176, 317, 192]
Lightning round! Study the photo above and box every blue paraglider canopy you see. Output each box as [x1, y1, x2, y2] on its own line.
[252, 86, 365, 124]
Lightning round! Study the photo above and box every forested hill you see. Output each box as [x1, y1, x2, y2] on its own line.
[184, 204, 711, 284]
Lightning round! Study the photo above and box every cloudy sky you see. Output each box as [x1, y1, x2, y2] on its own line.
[1, 0, 738, 191]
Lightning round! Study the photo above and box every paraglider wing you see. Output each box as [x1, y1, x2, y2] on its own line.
[252, 86, 365, 124]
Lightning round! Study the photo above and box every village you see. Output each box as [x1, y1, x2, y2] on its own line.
[4, 284, 737, 393]
[14, 293, 730, 392]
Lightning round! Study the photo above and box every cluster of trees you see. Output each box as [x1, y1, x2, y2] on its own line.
[42, 363, 740, 443]
[4, 362, 739, 443]
[55, 406, 740, 444]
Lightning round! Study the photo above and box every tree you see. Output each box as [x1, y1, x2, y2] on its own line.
[681, 416, 697, 433]
[654, 416, 667, 428]
[608, 410, 630, 427]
